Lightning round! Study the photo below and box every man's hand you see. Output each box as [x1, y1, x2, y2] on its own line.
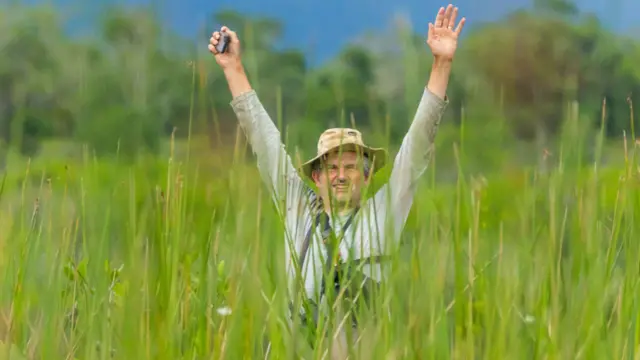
[208, 26, 243, 71]
[208, 26, 252, 98]
[425, 4, 466, 100]
[427, 4, 466, 62]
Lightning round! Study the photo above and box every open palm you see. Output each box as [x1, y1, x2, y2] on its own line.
[427, 4, 466, 61]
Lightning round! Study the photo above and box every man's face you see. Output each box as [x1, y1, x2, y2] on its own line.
[312, 150, 369, 209]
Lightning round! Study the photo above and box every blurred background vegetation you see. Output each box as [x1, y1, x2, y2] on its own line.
[0, 0, 637, 176]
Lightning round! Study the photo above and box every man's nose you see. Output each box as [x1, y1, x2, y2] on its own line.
[335, 167, 347, 182]
[338, 167, 346, 178]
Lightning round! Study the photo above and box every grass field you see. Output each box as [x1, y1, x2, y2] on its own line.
[0, 102, 639, 360]
[1, 1, 640, 358]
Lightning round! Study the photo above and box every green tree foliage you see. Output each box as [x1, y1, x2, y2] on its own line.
[460, 6, 639, 145]
[0, 4, 637, 164]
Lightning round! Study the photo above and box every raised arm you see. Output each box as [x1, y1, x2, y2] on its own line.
[209, 27, 308, 211]
[373, 5, 466, 237]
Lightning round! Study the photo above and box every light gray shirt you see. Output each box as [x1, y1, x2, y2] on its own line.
[230, 88, 448, 303]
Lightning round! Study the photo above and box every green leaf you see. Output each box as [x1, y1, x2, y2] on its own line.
[0, 341, 27, 360]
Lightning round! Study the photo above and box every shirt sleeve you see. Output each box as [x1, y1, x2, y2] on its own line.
[372, 87, 449, 240]
[230, 90, 312, 243]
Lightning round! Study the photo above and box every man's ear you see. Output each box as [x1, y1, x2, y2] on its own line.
[311, 169, 320, 185]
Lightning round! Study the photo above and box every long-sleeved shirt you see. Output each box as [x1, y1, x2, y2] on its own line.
[230, 88, 448, 304]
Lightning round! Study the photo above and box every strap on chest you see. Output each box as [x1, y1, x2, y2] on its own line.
[291, 206, 393, 332]
[298, 207, 358, 271]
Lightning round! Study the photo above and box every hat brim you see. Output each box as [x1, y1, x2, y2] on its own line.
[299, 143, 387, 180]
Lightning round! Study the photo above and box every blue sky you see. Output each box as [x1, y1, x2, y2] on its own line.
[27, 0, 639, 65]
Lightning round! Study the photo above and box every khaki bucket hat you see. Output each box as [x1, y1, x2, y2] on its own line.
[299, 128, 387, 180]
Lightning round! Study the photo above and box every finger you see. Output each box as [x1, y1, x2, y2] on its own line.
[442, 4, 453, 29]
[455, 17, 466, 36]
[210, 32, 220, 44]
[434, 7, 445, 27]
[449, 7, 459, 30]
[225, 29, 240, 43]
[208, 43, 218, 55]
[427, 22, 434, 41]
[220, 26, 239, 41]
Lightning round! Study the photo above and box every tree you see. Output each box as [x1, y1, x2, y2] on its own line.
[74, 6, 193, 159]
[0, 6, 70, 156]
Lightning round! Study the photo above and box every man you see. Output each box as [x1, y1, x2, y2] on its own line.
[209, 3, 465, 353]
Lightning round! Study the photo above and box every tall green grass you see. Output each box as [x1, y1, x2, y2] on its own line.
[1, 99, 639, 359]
[1, 22, 640, 360]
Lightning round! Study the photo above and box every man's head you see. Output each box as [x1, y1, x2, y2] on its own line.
[300, 128, 387, 213]
[311, 150, 371, 210]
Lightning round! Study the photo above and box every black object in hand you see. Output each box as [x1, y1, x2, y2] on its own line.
[216, 32, 230, 54]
